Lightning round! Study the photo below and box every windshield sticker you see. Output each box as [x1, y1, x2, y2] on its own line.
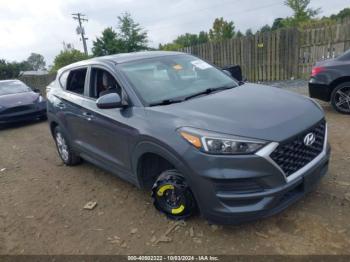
[173, 64, 183, 70]
[191, 60, 212, 70]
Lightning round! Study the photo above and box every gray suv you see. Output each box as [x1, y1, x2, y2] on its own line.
[47, 51, 330, 224]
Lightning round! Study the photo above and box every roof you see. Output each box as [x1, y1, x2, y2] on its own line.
[20, 70, 49, 76]
[98, 51, 184, 64]
[0, 79, 21, 83]
[59, 51, 185, 72]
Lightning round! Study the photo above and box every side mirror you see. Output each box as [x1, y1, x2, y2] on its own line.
[33, 88, 41, 93]
[222, 65, 243, 82]
[223, 70, 232, 77]
[96, 93, 126, 109]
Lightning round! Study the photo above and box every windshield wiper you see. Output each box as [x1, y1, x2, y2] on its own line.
[149, 99, 184, 107]
[184, 85, 235, 101]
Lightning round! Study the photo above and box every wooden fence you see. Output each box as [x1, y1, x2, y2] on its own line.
[180, 21, 350, 81]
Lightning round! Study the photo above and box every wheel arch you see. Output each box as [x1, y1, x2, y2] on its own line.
[132, 141, 191, 190]
[329, 76, 350, 95]
[49, 121, 59, 137]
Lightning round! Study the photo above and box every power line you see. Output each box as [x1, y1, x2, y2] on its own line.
[145, 0, 283, 34]
[72, 13, 89, 55]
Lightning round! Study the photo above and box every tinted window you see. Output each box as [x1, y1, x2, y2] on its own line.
[66, 68, 87, 95]
[118, 54, 237, 104]
[0, 80, 31, 96]
[89, 68, 121, 99]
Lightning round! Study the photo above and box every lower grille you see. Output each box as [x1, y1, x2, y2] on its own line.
[3, 105, 34, 114]
[270, 120, 326, 177]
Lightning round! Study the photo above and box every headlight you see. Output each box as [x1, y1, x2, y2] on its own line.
[179, 127, 267, 155]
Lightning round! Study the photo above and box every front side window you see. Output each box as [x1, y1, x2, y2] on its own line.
[66, 68, 87, 95]
[89, 68, 121, 99]
[0, 80, 31, 96]
[117, 54, 237, 105]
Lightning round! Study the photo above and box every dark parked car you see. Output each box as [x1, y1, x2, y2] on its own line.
[0, 80, 46, 124]
[47, 51, 330, 224]
[309, 49, 350, 114]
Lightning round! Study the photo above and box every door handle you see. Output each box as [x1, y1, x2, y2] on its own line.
[57, 102, 65, 109]
[82, 112, 94, 121]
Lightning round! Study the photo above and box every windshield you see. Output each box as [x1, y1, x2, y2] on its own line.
[118, 54, 238, 105]
[0, 81, 31, 96]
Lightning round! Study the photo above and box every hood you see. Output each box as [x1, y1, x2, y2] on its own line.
[147, 84, 324, 142]
[0, 91, 39, 108]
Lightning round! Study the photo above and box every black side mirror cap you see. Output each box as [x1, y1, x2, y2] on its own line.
[96, 93, 126, 109]
[222, 65, 243, 82]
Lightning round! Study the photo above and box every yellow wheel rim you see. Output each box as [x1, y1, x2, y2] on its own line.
[157, 184, 174, 196]
[171, 204, 185, 214]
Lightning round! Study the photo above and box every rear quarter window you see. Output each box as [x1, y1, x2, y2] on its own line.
[59, 71, 69, 89]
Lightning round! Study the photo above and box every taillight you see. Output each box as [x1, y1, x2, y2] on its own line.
[311, 66, 325, 77]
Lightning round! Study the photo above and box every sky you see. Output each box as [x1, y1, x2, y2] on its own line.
[0, 0, 349, 65]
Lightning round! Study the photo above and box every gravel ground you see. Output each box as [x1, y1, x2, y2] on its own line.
[0, 83, 349, 255]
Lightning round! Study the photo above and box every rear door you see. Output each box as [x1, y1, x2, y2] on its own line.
[56, 67, 90, 149]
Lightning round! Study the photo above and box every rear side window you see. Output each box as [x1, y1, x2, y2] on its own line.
[59, 71, 69, 88]
[66, 68, 87, 95]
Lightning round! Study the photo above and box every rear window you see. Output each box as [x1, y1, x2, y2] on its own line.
[66, 68, 87, 95]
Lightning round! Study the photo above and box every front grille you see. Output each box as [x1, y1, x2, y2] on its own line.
[3, 105, 33, 114]
[270, 120, 326, 177]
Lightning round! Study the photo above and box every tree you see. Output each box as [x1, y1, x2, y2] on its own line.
[259, 24, 272, 33]
[92, 28, 123, 56]
[0, 59, 34, 80]
[117, 12, 148, 52]
[245, 29, 253, 36]
[235, 31, 243, 38]
[174, 33, 199, 47]
[209, 17, 235, 41]
[159, 43, 183, 51]
[159, 31, 208, 51]
[51, 49, 88, 72]
[283, 0, 321, 27]
[330, 8, 350, 22]
[198, 31, 209, 44]
[271, 18, 285, 30]
[27, 53, 46, 70]
[92, 13, 148, 55]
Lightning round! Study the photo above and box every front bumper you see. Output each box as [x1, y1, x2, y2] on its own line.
[181, 132, 330, 224]
[0, 102, 47, 124]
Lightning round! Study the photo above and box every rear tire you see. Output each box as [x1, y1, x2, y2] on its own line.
[53, 126, 81, 166]
[151, 170, 196, 220]
[331, 82, 350, 114]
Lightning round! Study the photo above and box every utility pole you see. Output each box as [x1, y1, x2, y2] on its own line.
[72, 13, 88, 55]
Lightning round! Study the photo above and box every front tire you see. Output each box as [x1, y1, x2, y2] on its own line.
[151, 170, 196, 220]
[53, 126, 81, 166]
[331, 82, 350, 114]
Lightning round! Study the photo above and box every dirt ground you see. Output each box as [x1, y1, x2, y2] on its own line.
[0, 86, 349, 255]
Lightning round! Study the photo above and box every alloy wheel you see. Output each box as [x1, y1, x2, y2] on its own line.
[334, 86, 350, 113]
[55, 132, 69, 162]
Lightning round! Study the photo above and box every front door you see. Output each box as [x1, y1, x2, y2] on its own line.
[80, 67, 135, 177]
